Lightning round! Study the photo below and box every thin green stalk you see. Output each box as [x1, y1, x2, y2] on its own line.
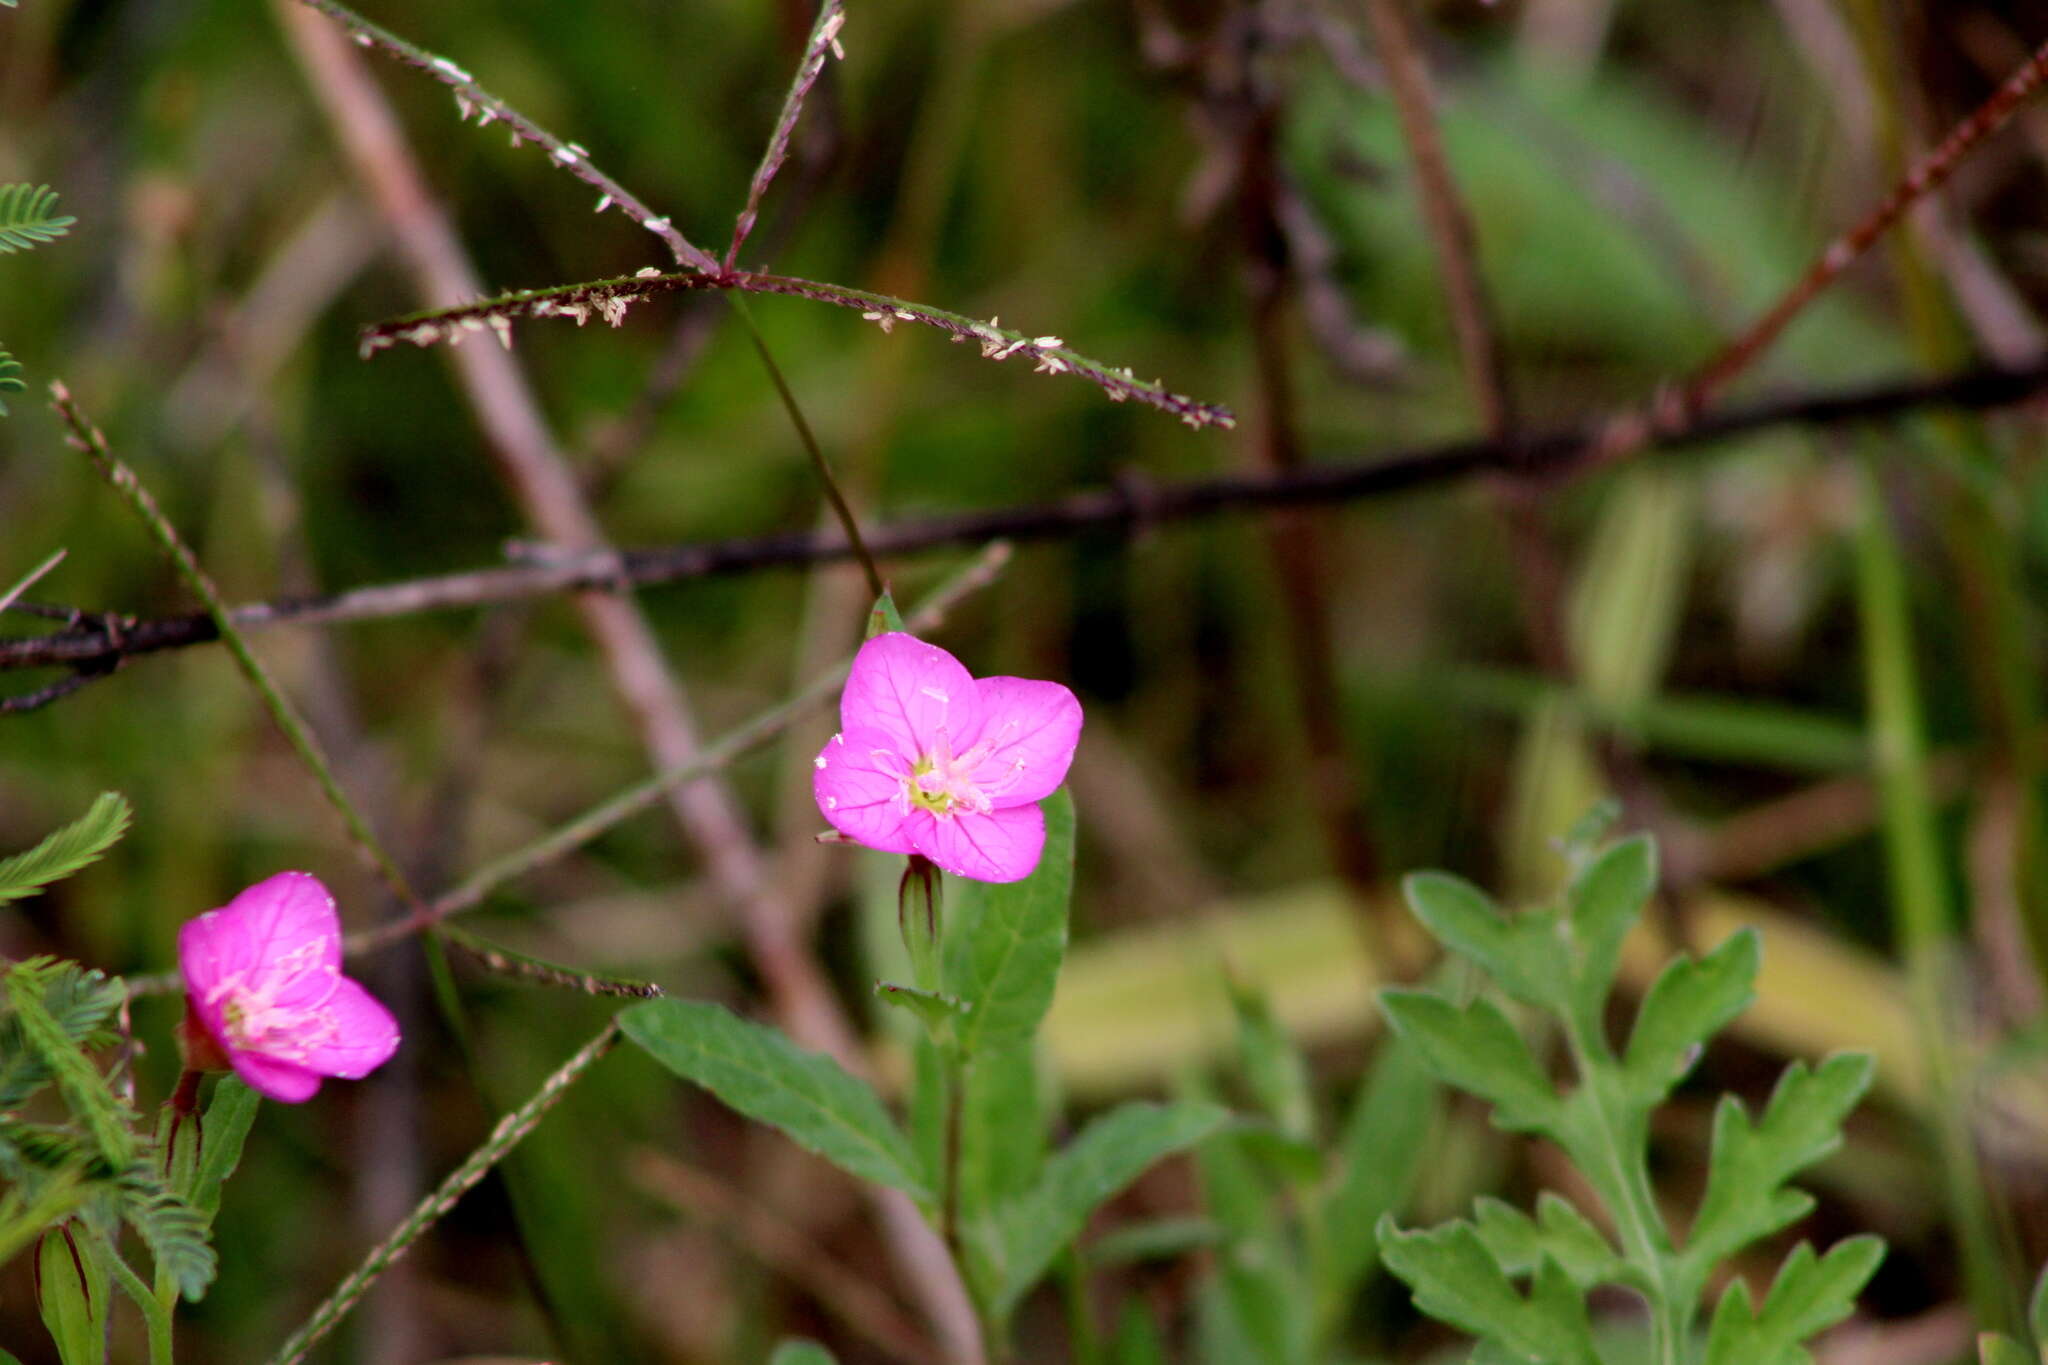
[88, 1222, 174, 1365]
[1559, 1019, 1683, 1365]
[728, 293, 885, 601]
[1851, 454, 2017, 1332]
[52, 382, 421, 910]
[265, 1021, 620, 1365]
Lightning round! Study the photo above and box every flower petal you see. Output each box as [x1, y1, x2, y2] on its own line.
[293, 977, 402, 1079]
[907, 804, 1046, 883]
[229, 1051, 323, 1104]
[964, 677, 1082, 807]
[840, 633, 982, 762]
[814, 725, 918, 854]
[221, 872, 343, 977]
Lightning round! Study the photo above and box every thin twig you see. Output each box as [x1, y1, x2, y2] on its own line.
[726, 0, 845, 270]
[1604, 31, 2048, 457]
[50, 382, 423, 911]
[356, 267, 1238, 430]
[291, 0, 721, 273]
[11, 359, 2045, 688]
[265, 1022, 622, 1365]
[0, 549, 65, 619]
[1361, 0, 1516, 437]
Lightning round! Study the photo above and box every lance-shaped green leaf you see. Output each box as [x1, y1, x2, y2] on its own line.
[1681, 1053, 1875, 1289]
[1472, 1193, 1642, 1294]
[1404, 872, 1573, 1014]
[0, 794, 131, 907]
[1227, 978, 1315, 1143]
[1564, 834, 1656, 1030]
[944, 787, 1075, 1057]
[1378, 1216, 1604, 1365]
[1702, 1237, 1884, 1365]
[2029, 1258, 2048, 1346]
[1622, 929, 1759, 1106]
[190, 1077, 261, 1219]
[989, 1100, 1228, 1317]
[1380, 990, 1559, 1134]
[621, 1000, 931, 1204]
[1976, 1334, 2034, 1365]
[956, 1041, 1045, 1221]
[1313, 1032, 1437, 1329]
[36, 1224, 106, 1365]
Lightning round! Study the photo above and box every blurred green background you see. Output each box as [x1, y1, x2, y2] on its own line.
[7, 0, 2048, 1359]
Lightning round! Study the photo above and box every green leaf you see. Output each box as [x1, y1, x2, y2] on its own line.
[1380, 990, 1559, 1134]
[1621, 929, 1759, 1105]
[1314, 1032, 1437, 1327]
[0, 184, 74, 254]
[0, 958, 124, 1111]
[36, 1224, 108, 1365]
[1402, 872, 1572, 1013]
[2028, 1258, 2048, 1347]
[118, 1166, 216, 1301]
[865, 589, 905, 638]
[1089, 1215, 1225, 1266]
[1702, 1237, 1884, 1365]
[1227, 978, 1316, 1143]
[190, 1077, 260, 1219]
[0, 347, 22, 417]
[956, 1040, 1045, 1221]
[1110, 1299, 1171, 1365]
[5, 963, 133, 1169]
[768, 1340, 837, 1365]
[1682, 1054, 1875, 1286]
[944, 787, 1075, 1057]
[1977, 1334, 2035, 1365]
[1564, 834, 1656, 1030]
[620, 999, 931, 1204]
[1471, 1193, 1640, 1293]
[1378, 1216, 1603, 1365]
[872, 980, 969, 1033]
[989, 1100, 1228, 1317]
[0, 794, 132, 907]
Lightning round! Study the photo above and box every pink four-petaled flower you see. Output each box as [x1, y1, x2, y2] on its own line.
[177, 872, 401, 1103]
[814, 632, 1083, 883]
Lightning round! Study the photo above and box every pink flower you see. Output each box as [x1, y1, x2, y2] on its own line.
[177, 872, 400, 1103]
[814, 632, 1083, 882]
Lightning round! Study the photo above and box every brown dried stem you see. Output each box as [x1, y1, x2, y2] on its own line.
[12, 359, 2043, 692]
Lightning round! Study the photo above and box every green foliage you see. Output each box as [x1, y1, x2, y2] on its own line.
[865, 588, 905, 638]
[1376, 827, 1882, 1365]
[0, 347, 22, 416]
[943, 788, 1075, 1057]
[979, 1100, 1228, 1318]
[117, 1166, 215, 1302]
[0, 183, 73, 254]
[767, 1341, 836, 1365]
[619, 998, 932, 1203]
[0, 793, 132, 907]
[36, 1225, 106, 1365]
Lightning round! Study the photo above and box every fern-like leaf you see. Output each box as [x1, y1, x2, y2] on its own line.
[0, 959, 124, 1110]
[0, 346, 22, 417]
[0, 792, 132, 906]
[118, 1166, 217, 1301]
[3, 962, 135, 1170]
[0, 184, 75, 254]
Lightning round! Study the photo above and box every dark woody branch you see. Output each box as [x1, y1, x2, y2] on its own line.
[7, 357, 2048, 696]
